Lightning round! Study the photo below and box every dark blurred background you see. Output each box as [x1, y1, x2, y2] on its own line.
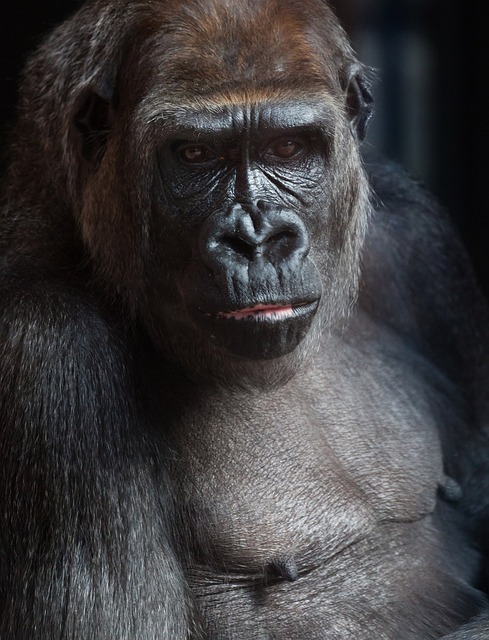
[1, 0, 488, 295]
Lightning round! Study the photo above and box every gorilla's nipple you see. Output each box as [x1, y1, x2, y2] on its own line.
[269, 556, 299, 582]
[438, 474, 463, 503]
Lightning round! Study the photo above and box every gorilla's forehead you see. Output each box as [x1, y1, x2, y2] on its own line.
[131, 0, 349, 94]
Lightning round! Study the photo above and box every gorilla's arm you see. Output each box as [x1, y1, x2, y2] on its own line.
[0, 280, 196, 639]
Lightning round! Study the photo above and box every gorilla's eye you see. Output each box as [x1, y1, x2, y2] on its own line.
[264, 138, 305, 161]
[178, 144, 217, 165]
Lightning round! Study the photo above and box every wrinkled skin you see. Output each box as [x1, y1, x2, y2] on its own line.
[1, 0, 489, 638]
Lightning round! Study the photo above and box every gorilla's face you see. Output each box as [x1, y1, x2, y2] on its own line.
[155, 100, 333, 361]
[77, 0, 372, 376]
[143, 94, 368, 373]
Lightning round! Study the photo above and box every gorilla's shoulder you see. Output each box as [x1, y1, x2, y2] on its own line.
[361, 150, 460, 279]
[359, 150, 483, 355]
[363, 150, 443, 225]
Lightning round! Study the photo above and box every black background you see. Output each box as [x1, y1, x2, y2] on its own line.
[1, 0, 488, 296]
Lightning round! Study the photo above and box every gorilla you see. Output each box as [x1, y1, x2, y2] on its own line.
[1, 0, 489, 638]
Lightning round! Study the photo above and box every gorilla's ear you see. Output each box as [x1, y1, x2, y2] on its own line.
[74, 86, 115, 162]
[341, 63, 374, 142]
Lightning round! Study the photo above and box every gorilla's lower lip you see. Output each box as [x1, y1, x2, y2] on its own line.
[208, 301, 319, 321]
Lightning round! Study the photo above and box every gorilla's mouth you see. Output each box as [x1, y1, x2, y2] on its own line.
[189, 297, 321, 359]
[210, 301, 318, 322]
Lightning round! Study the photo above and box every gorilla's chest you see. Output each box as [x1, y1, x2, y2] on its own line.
[176, 389, 441, 568]
[168, 342, 478, 638]
[173, 342, 444, 566]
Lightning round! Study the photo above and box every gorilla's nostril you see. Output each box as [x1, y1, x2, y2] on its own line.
[221, 235, 255, 259]
[200, 203, 310, 271]
[268, 229, 300, 257]
[220, 228, 302, 261]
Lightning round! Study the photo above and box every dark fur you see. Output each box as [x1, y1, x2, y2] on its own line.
[1, 0, 489, 638]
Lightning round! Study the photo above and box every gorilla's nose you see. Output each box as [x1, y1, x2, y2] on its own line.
[199, 201, 310, 271]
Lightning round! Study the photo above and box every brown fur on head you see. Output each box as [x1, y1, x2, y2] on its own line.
[3, 0, 372, 366]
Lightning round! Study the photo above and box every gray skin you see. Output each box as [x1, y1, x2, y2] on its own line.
[0, 0, 489, 639]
